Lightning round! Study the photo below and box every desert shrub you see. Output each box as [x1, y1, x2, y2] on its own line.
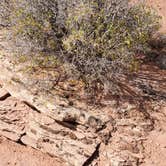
[63, 0, 160, 95]
[0, 0, 12, 27]
[5, 0, 67, 54]
[0, 0, 160, 98]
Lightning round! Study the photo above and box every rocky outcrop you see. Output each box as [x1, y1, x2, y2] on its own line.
[97, 110, 152, 166]
[1, 86, 163, 166]
[0, 96, 29, 141]
[0, 87, 103, 165]
[23, 111, 100, 166]
[0, 45, 112, 165]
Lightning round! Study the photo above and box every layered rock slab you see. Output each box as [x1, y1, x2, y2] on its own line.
[0, 96, 29, 141]
[22, 111, 99, 166]
[0, 55, 109, 130]
[0, 88, 101, 165]
[0, 39, 111, 165]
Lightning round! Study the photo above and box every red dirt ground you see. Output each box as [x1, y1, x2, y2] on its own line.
[146, 0, 166, 33]
[0, 136, 64, 166]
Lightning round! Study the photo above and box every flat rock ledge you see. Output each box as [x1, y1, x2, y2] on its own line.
[0, 86, 162, 166]
[0, 49, 111, 165]
[0, 85, 104, 166]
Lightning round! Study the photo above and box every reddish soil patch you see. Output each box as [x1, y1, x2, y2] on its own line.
[142, 106, 166, 166]
[146, 0, 166, 33]
[0, 136, 64, 166]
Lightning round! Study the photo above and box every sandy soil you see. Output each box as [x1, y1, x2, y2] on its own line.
[0, 136, 64, 166]
[142, 106, 166, 166]
[146, 0, 166, 33]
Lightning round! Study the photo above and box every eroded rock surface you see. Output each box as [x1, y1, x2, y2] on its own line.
[0, 85, 165, 166]
[0, 87, 103, 166]
[0, 96, 29, 141]
[0, 39, 113, 165]
[0, 88, 100, 165]
[23, 111, 100, 166]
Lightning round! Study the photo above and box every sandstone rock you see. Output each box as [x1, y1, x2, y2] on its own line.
[0, 53, 113, 165]
[0, 97, 30, 141]
[21, 135, 38, 148]
[0, 95, 101, 165]
[22, 111, 100, 166]
[0, 130, 20, 142]
[0, 54, 110, 131]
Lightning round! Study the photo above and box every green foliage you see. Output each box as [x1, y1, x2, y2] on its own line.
[0, 0, 12, 26]
[63, 0, 160, 94]
[0, 0, 161, 97]
[6, 0, 63, 54]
